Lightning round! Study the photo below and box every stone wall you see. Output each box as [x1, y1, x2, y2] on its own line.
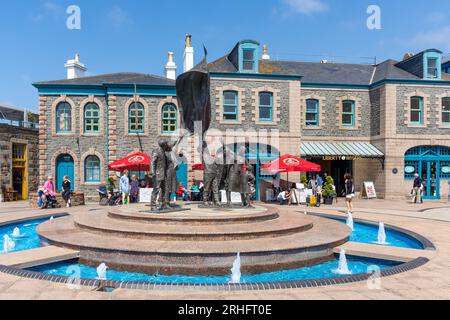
[301, 88, 371, 137]
[396, 85, 450, 135]
[0, 124, 39, 196]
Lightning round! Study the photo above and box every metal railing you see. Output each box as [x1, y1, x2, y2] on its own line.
[0, 119, 39, 129]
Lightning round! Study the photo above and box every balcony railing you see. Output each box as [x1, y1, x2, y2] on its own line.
[0, 119, 39, 129]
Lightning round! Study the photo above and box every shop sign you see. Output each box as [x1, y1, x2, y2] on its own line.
[442, 167, 450, 174]
[404, 166, 416, 174]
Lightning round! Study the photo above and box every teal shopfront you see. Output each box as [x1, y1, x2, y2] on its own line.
[404, 146, 450, 200]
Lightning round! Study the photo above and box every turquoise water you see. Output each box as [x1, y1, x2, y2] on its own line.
[29, 257, 399, 284]
[341, 219, 424, 249]
[0, 218, 50, 253]
[0, 216, 424, 255]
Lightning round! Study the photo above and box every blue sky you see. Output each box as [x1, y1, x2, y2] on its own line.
[1, 0, 449, 111]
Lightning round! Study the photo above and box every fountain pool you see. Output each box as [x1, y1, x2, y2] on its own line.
[0, 218, 50, 254]
[28, 256, 399, 285]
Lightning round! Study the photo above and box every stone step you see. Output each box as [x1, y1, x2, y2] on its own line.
[108, 205, 279, 225]
[73, 211, 313, 241]
[0, 246, 80, 269]
[37, 215, 351, 275]
[334, 242, 435, 263]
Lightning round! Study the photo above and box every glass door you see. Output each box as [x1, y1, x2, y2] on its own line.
[422, 161, 440, 200]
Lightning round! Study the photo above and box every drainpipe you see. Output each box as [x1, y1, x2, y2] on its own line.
[105, 92, 109, 179]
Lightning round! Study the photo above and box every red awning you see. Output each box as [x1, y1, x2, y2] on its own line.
[261, 154, 321, 174]
[108, 152, 150, 172]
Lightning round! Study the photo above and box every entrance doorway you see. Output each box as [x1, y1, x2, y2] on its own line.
[308, 158, 352, 197]
[421, 161, 439, 200]
[405, 146, 450, 200]
[56, 154, 74, 192]
[12, 143, 27, 200]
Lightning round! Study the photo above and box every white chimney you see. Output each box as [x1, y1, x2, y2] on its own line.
[262, 45, 270, 61]
[165, 52, 177, 80]
[183, 34, 194, 73]
[65, 53, 87, 79]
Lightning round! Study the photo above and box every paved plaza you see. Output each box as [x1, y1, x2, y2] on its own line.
[0, 198, 448, 300]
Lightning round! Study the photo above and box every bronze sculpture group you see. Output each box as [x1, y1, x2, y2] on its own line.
[149, 47, 255, 212]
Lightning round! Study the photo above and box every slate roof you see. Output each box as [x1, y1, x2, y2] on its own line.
[34, 72, 175, 86]
[208, 51, 442, 85]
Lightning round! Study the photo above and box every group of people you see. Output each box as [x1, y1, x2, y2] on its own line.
[39, 175, 72, 209]
[273, 172, 355, 214]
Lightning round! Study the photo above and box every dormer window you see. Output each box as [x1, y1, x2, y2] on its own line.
[423, 50, 442, 80]
[427, 57, 438, 79]
[242, 49, 255, 71]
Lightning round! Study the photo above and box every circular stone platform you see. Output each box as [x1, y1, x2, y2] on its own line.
[37, 204, 351, 275]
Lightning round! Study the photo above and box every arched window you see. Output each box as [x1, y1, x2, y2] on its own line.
[129, 102, 145, 133]
[223, 91, 238, 121]
[85, 155, 101, 182]
[306, 99, 319, 126]
[410, 96, 423, 124]
[342, 100, 355, 127]
[56, 102, 72, 133]
[84, 103, 100, 133]
[259, 92, 273, 121]
[161, 104, 178, 133]
[442, 97, 450, 125]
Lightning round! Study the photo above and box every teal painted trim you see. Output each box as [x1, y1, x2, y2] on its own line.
[161, 103, 178, 134]
[222, 90, 239, 121]
[105, 94, 109, 179]
[410, 96, 424, 125]
[342, 100, 355, 127]
[128, 103, 145, 134]
[106, 86, 176, 96]
[238, 41, 260, 73]
[83, 103, 100, 134]
[423, 51, 442, 80]
[211, 72, 302, 81]
[371, 78, 450, 88]
[35, 85, 106, 96]
[34, 84, 177, 97]
[258, 92, 273, 122]
[305, 99, 319, 126]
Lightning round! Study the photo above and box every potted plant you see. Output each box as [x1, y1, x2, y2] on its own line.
[300, 175, 308, 187]
[322, 176, 337, 205]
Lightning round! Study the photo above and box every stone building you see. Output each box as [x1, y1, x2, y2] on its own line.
[34, 37, 450, 201]
[0, 104, 39, 200]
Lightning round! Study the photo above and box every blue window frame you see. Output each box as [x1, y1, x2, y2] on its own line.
[427, 58, 438, 79]
[85, 155, 101, 183]
[342, 100, 354, 127]
[242, 49, 255, 71]
[223, 91, 238, 121]
[84, 103, 100, 133]
[56, 102, 72, 133]
[129, 102, 145, 133]
[259, 92, 273, 121]
[161, 103, 178, 133]
[442, 98, 450, 125]
[410, 96, 423, 124]
[306, 99, 319, 126]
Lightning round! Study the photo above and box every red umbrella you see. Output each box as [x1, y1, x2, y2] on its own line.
[108, 152, 151, 172]
[261, 154, 321, 189]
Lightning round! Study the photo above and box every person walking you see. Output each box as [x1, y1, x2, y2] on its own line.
[129, 174, 140, 203]
[413, 173, 423, 204]
[344, 173, 355, 214]
[119, 170, 130, 205]
[61, 175, 72, 208]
